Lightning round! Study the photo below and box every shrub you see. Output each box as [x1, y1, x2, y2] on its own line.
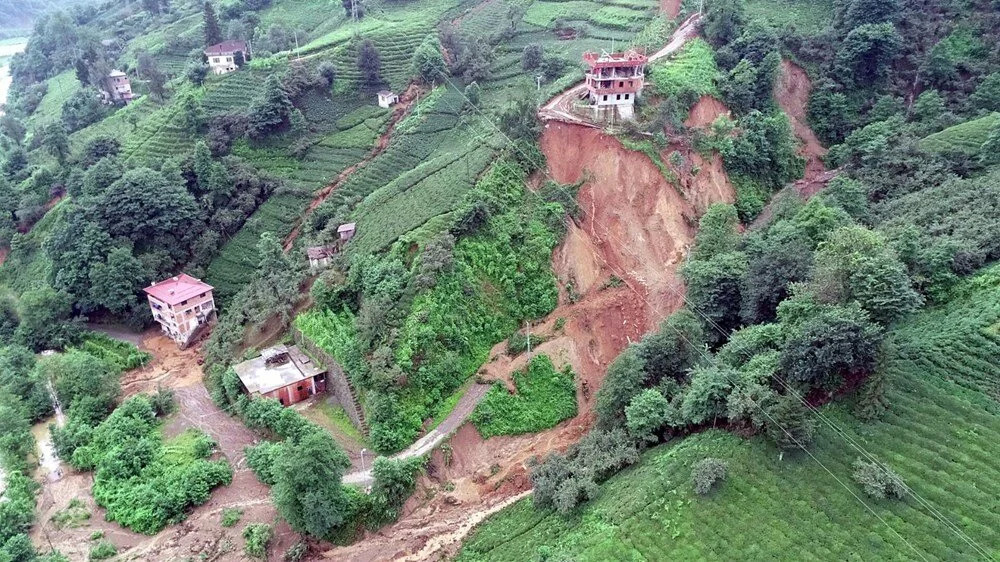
[88, 540, 116, 560]
[471, 355, 577, 438]
[852, 459, 906, 499]
[220, 507, 243, 527]
[243, 523, 273, 559]
[691, 458, 728, 495]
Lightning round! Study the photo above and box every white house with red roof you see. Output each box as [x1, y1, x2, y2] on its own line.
[143, 273, 216, 348]
[204, 40, 251, 75]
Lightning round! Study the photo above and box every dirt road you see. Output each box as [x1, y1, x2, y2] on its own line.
[538, 13, 701, 126]
[342, 383, 491, 487]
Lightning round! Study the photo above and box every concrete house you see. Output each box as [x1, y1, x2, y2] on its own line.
[377, 90, 398, 108]
[102, 70, 135, 105]
[204, 40, 251, 75]
[233, 344, 327, 406]
[143, 274, 216, 348]
[583, 49, 646, 119]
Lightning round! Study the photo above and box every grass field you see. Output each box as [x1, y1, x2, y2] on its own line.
[744, 0, 835, 31]
[648, 37, 718, 98]
[458, 265, 1000, 561]
[920, 112, 1000, 157]
[27, 70, 80, 130]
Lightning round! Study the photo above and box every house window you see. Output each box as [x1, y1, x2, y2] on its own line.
[616, 94, 621, 100]
[213, 57, 220, 63]
[602, 95, 608, 101]
[619, 81, 623, 87]
[625, 93, 630, 100]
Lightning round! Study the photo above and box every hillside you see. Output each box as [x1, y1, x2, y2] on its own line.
[1, 0, 1000, 558]
[458, 265, 1000, 560]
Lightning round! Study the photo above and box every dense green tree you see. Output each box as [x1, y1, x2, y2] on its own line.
[317, 61, 337, 87]
[703, 0, 745, 47]
[0, 115, 27, 146]
[719, 110, 803, 188]
[0, 392, 34, 471]
[247, 75, 293, 138]
[271, 431, 351, 537]
[633, 309, 705, 383]
[522, 43, 542, 70]
[763, 395, 815, 450]
[594, 347, 646, 427]
[203, 1, 222, 46]
[836, 23, 902, 86]
[80, 137, 120, 168]
[625, 389, 671, 442]
[61, 87, 107, 132]
[411, 35, 445, 84]
[810, 226, 921, 325]
[185, 61, 210, 86]
[838, 0, 900, 29]
[15, 286, 76, 351]
[96, 168, 199, 244]
[741, 229, 812, 325]
[179, 91, 203, 133]
[779, 304, 882, 392]
[88, 247, 149, 316]
[42, 123, 70, 164]
[682, 251, 748, 346]
[680, 365, 733, 425]
[39, 350, 120, 422]
[357, 39, 381, 87]
[969, 73, 1000, 114]
[690, 204, 741, 261]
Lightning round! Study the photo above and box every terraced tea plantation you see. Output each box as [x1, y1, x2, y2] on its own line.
[458, 266, 1000, 561]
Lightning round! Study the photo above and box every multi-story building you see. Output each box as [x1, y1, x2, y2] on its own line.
[143, 273, 216, 348]
[102, 70, 135, 104]
[204, 40, 251, 75]
[583, 49, 647, 119]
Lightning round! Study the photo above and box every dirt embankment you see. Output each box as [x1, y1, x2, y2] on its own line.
[324, 101, 735, 561]
[774, 59, 830, 195]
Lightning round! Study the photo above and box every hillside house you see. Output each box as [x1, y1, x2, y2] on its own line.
[143, 274, 216, 348]
[204, 40, 251, 75]
[101, 70, 135, 105]
[233, 344, 327, 406]
[377, 90, 398, 108]
[583, 49, 646, 119]
[307, 245, 336, 271]
[338, 222, 357, 241]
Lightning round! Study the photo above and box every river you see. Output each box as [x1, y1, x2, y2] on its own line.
[0, 39, 29, 114]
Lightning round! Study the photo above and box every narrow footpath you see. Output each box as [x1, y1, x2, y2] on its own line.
[342, 383, 491, 486]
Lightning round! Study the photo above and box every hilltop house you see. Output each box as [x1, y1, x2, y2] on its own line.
[204, 40, 251, 75]
[233, 344, 327, 406]
[583, 49, 646, 120]
[377, 90, 398, 108]
[101, 70, 135, 105]
[143, 274, 216, 348]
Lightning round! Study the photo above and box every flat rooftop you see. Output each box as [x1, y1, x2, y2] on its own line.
[233, 345, 325, 395]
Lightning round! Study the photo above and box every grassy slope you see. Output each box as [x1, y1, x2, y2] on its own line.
[458, 266, 1000, 561]
[920, 112, 1000, 157]
[744, 0, 834, 31]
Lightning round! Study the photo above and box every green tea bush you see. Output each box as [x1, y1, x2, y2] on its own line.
[691, 457, 728, 495]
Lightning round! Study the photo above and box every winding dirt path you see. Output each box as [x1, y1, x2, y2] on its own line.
[282, 83, 425, 251]
[342, 383, 491, 487]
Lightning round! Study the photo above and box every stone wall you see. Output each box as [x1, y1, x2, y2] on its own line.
[292, 327, 369, 436]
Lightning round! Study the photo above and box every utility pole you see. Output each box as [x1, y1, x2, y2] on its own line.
[351, 0, 358, 23]
[536, 75, 542, 90]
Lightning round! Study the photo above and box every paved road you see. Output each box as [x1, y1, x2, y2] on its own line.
[538, 13, 702, 125]
[343, 383, 491, 487]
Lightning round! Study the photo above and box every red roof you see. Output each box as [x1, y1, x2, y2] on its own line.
[143, 273, 213, 306]
[204, 40, 248, 56]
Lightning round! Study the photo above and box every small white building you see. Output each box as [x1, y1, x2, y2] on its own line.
[377, 90, 399, 108]
[337, 222, 357, 241]
[204, 40, 251, 75]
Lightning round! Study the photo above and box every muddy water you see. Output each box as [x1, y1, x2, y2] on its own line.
[0, 39, 28, 114]
[33, 380, 66, 483]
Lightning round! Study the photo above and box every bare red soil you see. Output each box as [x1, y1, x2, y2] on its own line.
[325, 101, 735, 560]
[662, 0, 682, 18]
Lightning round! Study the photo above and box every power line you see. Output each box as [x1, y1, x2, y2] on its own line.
[429, 67, 981, 560]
